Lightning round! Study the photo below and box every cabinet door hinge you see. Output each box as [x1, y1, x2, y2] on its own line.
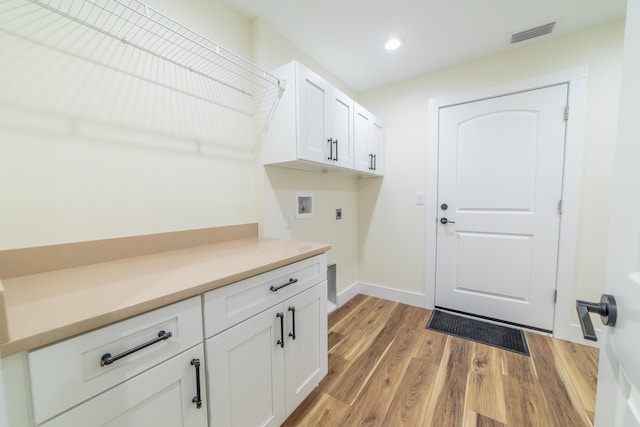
[564, 105, 569, 121]
[553, 290, 558, 303]
[558, 199, 563, 215]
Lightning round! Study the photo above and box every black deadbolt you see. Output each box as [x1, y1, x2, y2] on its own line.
[440, 203, 448, 210]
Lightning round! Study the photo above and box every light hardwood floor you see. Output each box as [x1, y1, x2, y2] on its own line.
[282, 295, 599, 427]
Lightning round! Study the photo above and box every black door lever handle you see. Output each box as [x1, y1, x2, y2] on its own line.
[576, 294, 617, 341]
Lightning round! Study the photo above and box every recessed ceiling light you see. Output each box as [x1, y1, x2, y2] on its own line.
[385, 36, 403, 51]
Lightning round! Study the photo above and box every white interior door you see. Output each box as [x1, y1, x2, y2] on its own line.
[436, 84, 568, 330]
[593, 1, 640, 425]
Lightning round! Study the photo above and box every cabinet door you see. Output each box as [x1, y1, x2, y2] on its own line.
[297, 64, 331, 164]
[330, 88, 354, 169]
[284, 282, 328, 413]
[371, 116, 385, 175]
[207, 305, 286, 427]
[354, 104, 373, 172]
[41, 345, 207, 427]
[354, 103, 384, 175]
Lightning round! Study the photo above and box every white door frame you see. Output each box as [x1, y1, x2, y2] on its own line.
[426, 67, 588, 344]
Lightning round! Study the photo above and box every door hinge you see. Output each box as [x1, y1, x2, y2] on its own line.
[553, 290, 558, 303]
[558, 199, 563, 215]
[564, 105, 569, 121]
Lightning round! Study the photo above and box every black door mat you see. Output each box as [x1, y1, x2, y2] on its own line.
[426, 310, 530, 356]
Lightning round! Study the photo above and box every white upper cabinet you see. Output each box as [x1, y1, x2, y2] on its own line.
[263, 61, 379, 176]
[296, 65, 332, 164]
[354, 103, 385, 175]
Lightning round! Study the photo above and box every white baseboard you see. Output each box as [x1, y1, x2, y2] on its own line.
[337, 282, 428, 309]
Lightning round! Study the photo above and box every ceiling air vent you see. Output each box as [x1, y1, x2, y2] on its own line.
[511, 22, 556, 44]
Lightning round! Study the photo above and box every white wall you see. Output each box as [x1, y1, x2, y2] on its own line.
[357, 21, 625, 323]
[0, 0, 260, 249]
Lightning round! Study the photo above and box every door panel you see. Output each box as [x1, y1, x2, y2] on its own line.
[436, 84, 568, 330]
[457, 112, 537, 209]
[594, 1, 640, 424]
[284, 282, 328, 413]
[331, 89, 353, 168]
[456, 232, 532, 301]
[207, 305, 285, 427]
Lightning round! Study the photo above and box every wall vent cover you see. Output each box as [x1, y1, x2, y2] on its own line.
[511, 22, 556, 44]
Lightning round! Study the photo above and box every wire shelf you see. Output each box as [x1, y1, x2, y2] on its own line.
[0, 0, 283, 153]
[22, 0, 284, 96]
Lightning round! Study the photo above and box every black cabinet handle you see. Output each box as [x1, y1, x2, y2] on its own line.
[368, 153, 373, 170]
[100, 330, 172, 367]
[270, 278, 298, 292]
[576, 294, 617, 341]
[191, 358, 202, 409]
[288, 306, 296, 340]
[276, 312, 285, 348]
[327, 138, 334, 160]
[373, 154, 377, 171]
[334, 139, 338, 161]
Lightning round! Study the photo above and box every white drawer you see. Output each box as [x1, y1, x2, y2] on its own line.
[203, 254, 326, 338]
[29, 296, 203, 425]
[40, 344, 207, 427]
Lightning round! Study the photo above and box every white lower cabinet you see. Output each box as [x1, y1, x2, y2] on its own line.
[1, 256, 328, 427]
[41, 344, 207, 427]
[206, 282, 328, 427]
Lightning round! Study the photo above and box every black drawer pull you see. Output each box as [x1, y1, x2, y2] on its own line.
[270, 278, 298, 292]
[191, 358, 202, 409]
[100, 330, 172, 367]
[288, 306, 296, 340]
[327, 138, 334, 161]
[276, 312, 285, 348]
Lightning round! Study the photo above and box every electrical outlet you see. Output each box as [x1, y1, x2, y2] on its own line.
[336, 208, 342, 220]
[416, 192, 425, 205]
[285, 212, 293, 228]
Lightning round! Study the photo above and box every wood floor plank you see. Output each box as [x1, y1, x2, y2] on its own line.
[526, 332, 593, 427]
[325, 303, 408, 405]
[465, 343, 507, 424]
[316, 352, 350, 394]
[329, 295, 378, 334]
[464, 411, 507, 427]
[283, 295, 600, 427]
[339, 319, 425, 425]
[423, 336, 471, 426]
[552, 338, 599, 417]
[412, 326, 447, 364]
[281, 391, 349, 427]
[500, 346, 537, 384]
[327, 330, 344, 351]
[382, 358, 440, 426]
[328, 293, 367, 329]
[329, 297, 398, 361]
[503, 373, 554, 427]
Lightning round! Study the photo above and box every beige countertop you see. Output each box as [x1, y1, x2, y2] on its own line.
[0, 236, 330, 357]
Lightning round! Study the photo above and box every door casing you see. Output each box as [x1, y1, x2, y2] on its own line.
[426, 67, 589, 344]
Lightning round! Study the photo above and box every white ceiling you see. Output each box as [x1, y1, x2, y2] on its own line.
[224, 0, 627, 93]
